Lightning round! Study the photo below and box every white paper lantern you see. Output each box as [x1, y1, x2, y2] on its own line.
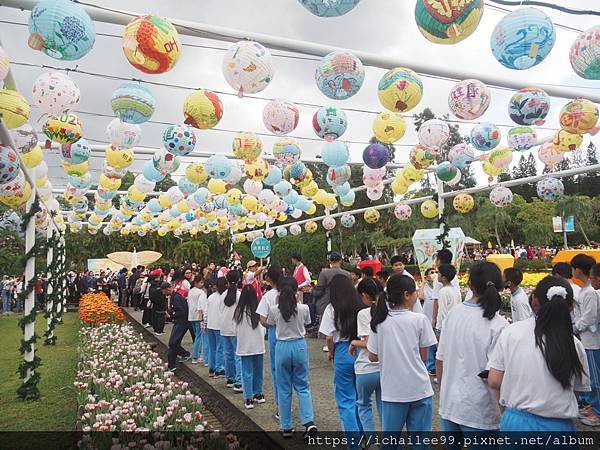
[489, 186, 513, 208]
[263, 99, 299, 135]
[106, 118, 142, 149]
[222, 40, 274, 96]
[290, 223, 302, 235]
[32, 71, 80, 117]
[322, 216, 336, 230]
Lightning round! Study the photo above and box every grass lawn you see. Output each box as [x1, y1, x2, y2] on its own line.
[0, 312, 79, 431]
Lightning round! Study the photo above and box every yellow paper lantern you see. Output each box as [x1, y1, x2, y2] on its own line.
[482, 160, 503, 178]
[244, 158, 270, 181]
[62, 160, 89, 177]
[301, 180, 319, 198]
[306, 204, 317, 215]
[185, 162, 208, 184]
[242, 195, 259, 212]
[0, 182, 31, 208]
[277, 212, 288, 222]
[159, 194, 173, 209]
[183, 89, 223, 130]
[158, 227, 168, 237]
[0, 89, 30, 129]
[305, 221, 318, 234]
[106, 145, 134, 169]
[553, 129, 583, 153]
[364, 208, 380, 224]
[420, 199, 439, 219]
[168, 219, 181, 231]
[377, 68, 423, 112]
[128, 186, 146, 203]
[207, 178, 227, 195]
[176, 200, 190, 214]
[226, 188, 243, 205]
[373, 111, 406, 144]
[21, 145, 43, 168]
[99, 174, 121, 191]
[453, 193, 475, 214]
[392, 178, 410, 196]
[43, 113, 82, 144]
[559, 98, 599, 135]
[323, 194, 337, 209]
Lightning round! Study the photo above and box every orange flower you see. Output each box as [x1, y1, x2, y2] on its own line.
[79, 292, 126, 326]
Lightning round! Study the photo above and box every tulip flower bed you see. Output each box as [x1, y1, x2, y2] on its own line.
[79, 292, 125, 326]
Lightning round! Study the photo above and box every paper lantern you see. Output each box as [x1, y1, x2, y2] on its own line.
[263, 99, 299, 136]
[122, 15, 181, 74]
[62, 160, 88, 177]
[538, 142, 564, 169]
[553, 129, 583, 153]
[162, 124, 196, 156]
[225, 164, 243, 185]
[205, 154, 231, 179]
[61, 138, 90, 164]
[536, 177, 564, 201]
[409, 145, 435, 170]
[245, 158, 270, 181]
[453, 193, 475, 214]
[152, 148, 180, 175]
[102, 162, 128, 179]
[373, 112, 406, 144]
[394, 204, 412, 221]
[288, 161, 310, 183]
[222, 40, 273, 96]
[364, 208, 380, 224]
[0, 182, 31, 209]
[32, 71, 80, 116]
[470, 122, 501, 152]
[322, 216, 336, 231]
[106, 145, 134, 169]
[313, 105, 347, 140]
[378, 68, 423, 112]
[301, 180, 319, 197]
[298, 0, 360, 17]
[21, 145, 43, 168]
[559, 99, 599, 135]
[183, 89, 223, 129]
[28, 0, 96, 61]
[415, 0, 484, 45]
[133, 174, 155, 194]
[315, 51, 364, 100]
[363, 143, 390, 169]
[303, 221, 317, 234]
[488, 148, 513, 171]
[43, 113, 82, 144]
[448, 143, 474, 169]
[273, 138, 302, 166]
[570, 25, 600, 80]
[337, 214, 353, 229]
[448, 79, 490, 120]
[0, 46, 9, 81]
[0, 89, 30, 129]
[326, 165, 351, 186]
[421, 200, 439, 219]
[69, 172, 91, 190]
[275, 227, 287, 238]
[436, 161, 458, 182]
[185, 162, 208, 185]
[418, 119, 450, 150]
[111, 82, 155, 124]
[490, 186, 513, 208]
[483, 160, 503, 178]
[106, 118, 141, 149]
[491, 7, 555, 70]
[507, 127, 537, 152]
[0, 145, 20, 184]
[232, 132, 263, 161]
[508, 87, 550, 126]
[9, 124, 38, 154]
[366, 185, 384, 201]
[447, 169, 462, 187]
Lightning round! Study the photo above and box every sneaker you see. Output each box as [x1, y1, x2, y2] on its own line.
[282, 429, 294, 438]
[244, 399, 254, 410]
[143, 324, 151, 328]
[191, 358, 200, 364]
[233, 384, 243, 393]
[578, 405, 593, 419]
[253, 394, 266, 404]
[178, 355, 191, 363]
[168, 367, 176, 373]
[274, 412, 280, 421]
[433, 377, 438, 384]
[215, 370, 226, 378]
[203, 363, 209, 367]
[154, 332, 164, 336]
[580, 413, 600, 427]
[322, 345, 328, 352]
[428, 370, 436, 376]
[303, 423, 318, 440]
[208, 370, 215, 378]
[226, 381, 235, 388]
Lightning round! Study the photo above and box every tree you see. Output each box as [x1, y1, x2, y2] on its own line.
[475, 200, 512, 248]
[555, 195, 594, 246]
[172, 240, 211, 266]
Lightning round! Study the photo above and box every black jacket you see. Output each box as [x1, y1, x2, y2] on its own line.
[149, 279, 166, 311]
[171, 292, 189, 323]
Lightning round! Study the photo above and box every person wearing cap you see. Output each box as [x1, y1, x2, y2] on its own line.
[162, 281, 191, 371]
[312, 252, 352, 317]
[292, 253, 315, 326]
[149, 268, 167, 335]
[245, 260, 263, 302]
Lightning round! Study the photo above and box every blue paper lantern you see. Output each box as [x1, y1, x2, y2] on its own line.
[68, 172, 91, 190]
[341, 213, 355, 228]
[274, 180, 293, 197]
[111, 82, 156, 124]
[313, 106, 347, 140]
[491, 8, 555, 70]
[276, 227, 288, 238]
[315, 51, 364, 100]
[289, 161, 308, 181]
[146, 199, 162, 213]
[448, 143, 475, 169]
[470, 123, 501, 152]
[178, 177, 198, 195]
[193, 187, 209, 205]
[326, 165, 351, 186]
[61, 138, 91, 164]
[0, 145, 21, 184]
[28, 0, 96, 61]
[297, 0, 360, 17]
[205, 154, 231, 179]
[321, 141, 350, 167]
[536, 177, 564, 201]
[163, 124, 197, 156]
[333, 181, 351, 197]
[264, 165, 283, 186]
[340, 190, 355, 206]
[142, 160, 165, 183]
[362, 143, 389, 169]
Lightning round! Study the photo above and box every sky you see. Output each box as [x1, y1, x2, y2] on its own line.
[1, 0, 599, 191]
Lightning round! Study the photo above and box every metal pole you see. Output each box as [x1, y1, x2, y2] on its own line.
[437, 177, 445, 218]
[45, 225, 54, 341]
[562, 212, 568, 250]
[23, 193, 35, 382]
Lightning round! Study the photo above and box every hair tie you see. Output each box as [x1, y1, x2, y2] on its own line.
[486, 281, 495, 289]
[547, 286, 567, 301]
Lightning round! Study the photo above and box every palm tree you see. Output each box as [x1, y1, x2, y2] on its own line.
[555, 196, 593, 246]
[477, 202, 512, 248]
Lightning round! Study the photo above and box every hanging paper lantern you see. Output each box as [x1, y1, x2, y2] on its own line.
[448, 79, 490, 120]
[111, 83, 155, 124]
[378, 68, 423, 112]
[421, 200, 439, 219]
[162, 124, 196, 156]
[322, 216, 336, 231]
[507, 127, 537, 152]
[106, 118, 141, 150]
[304, 221, 318, 234]
[508, 87, 551, 126]
[0, 145, 21, 184]
[262, 99, 299, 136]
[570, 25, 600, 80]
[536, 177, 564, 201]
[0, 182, 31, 209]
[0, 89, 30, 129]
[364, 208, 380, 224]
[315, 51, 364, 100]
[366, 184, 384, 201]
[553, 129, 583, 153]
[470, 122, 501, 152]
[133, 174, 155, 193]
[275, 227, 288, 238]
[9, 124, 38, 154]
[232, 132, 263, 162]
[272, 138, 302, 167]
[538, 142, 564, 169]
[483, 160, 503, 178]
[222, 40, 273, 96]
[418, 119, 450, 150]
[62, 160, 89, 177]
[488, 148, 514, 172]
[394, 204, 412, 221]
[409, 145, 436, 170]
[61, 138, 90, 164]
[289, 161, 310, 183]
[436, 161, 458, 182]
[21, 145, 43, 168]
[106, 145, 134, 169]
[0, 46, 9, 82]
[183, 89, 223, 129]
[43, 113, 82, 144]
[559, 99, 599, 135]
[122, 15, 181, 74]
[185, 162, 208, 185]
[415, 0, 484, 45]
[69, 172, 92, 190]
[339, 214, 354, 228]
[298, 0, 360, 17]
[491, 8, 555, 70]
[244, 158, 270, 181]
[103, 162, 128, 179]
[28, 0, 96, 61]
[448, 143, 475, 169]
[490, 186, 513, 208]
[453, 193, 475, 214]
[153, 148, 180, 175]
[32, 72, 80, 117]
[372, 111, 406, 144]
[313, 105, 347, 140]
[446, 168, 462, 187]
[321, 140, 350, 167]
[205, 154, 232, 180]
[362, 143, 390, 169]
[326, 165, 351, 186]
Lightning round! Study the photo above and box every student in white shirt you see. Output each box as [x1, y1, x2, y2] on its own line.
[220, 270, 242, 392]
[431, 249, 461, 327]
[350, 278, 383, 433]
[367, 273, 437, 436]
[268, 276, 317, 439]
[435, 264, 462, 333]
[188, 276, 207, 364]
[503, 267, 533, 322]
[489, 276, 590, 432]
[319, 275, 366, 444]
[571, 254, 600, 426]
[390, 255, 424, 315]
[205, 277, 226, 378]
[419, 268, 437, 375]
[552, 263, 582, 322]
[234, 284, 266, 409]
[436, 261, 509, 440]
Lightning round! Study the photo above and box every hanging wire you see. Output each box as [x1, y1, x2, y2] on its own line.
[488, 0, 600, 17]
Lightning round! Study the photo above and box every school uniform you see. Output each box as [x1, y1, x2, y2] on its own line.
[489, 317, 590, 431]
[236, 315, 266, 401]
[220, 290, 242, 385]
[355, 307, 382, 433]
[367, 309, 437, 439]
[436, 301, 508, 433]
[205, 291, 224, 373]
[570, 282, 582, 323]
[199, 288, 210, 361]
[422, 283, 436, 372]
[510, 287, 533, 322]
[398, 270, 425, 315]
[188, 287, 207, 360]
[268, 302, 315, 431]
[436, 284, 462, 331]
[256, 288, 279, 402]
[167, 292, 190, 369]
[319, 304, 362, 438]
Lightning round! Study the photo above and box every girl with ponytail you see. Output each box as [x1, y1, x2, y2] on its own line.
[436, 261, 509, 440]
[489, 276, 590, 432]
[220, 270, 242, 392]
